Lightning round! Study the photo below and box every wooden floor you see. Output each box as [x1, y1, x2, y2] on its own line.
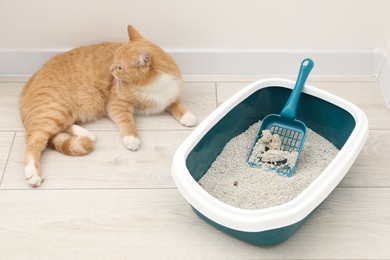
[0, 75, 389, 259]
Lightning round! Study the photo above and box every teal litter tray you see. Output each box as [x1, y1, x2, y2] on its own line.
[171, 78, 368, 246]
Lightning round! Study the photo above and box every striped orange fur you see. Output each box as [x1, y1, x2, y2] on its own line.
[19, 25, 196, 187]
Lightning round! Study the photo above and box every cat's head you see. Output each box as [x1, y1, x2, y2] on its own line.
[110, 25, 176, 85]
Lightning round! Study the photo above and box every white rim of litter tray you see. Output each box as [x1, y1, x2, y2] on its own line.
[172, 78, 369, 232]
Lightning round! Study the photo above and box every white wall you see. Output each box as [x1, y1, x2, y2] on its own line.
[1, 0, 390, 50]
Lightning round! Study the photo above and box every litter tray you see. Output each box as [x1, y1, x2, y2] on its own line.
[171, 78, 368, 246]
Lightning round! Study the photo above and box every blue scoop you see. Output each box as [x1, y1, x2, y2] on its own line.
[247, 58, 314, 177]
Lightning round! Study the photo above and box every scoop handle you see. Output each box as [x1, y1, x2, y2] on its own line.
[280, 58, 314, 119]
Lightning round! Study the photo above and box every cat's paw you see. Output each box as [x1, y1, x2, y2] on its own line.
[71, 125, 96, 142]
[25, 161, 42, 187]
[123, 136, 141, 151]
[179, 112, 197, 127]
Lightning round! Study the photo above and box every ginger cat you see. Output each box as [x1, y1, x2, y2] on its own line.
[19, 25, 196, 187]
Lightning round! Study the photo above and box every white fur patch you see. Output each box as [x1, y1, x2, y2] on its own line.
[24, 156, 42, 187]
[73, 137, 88, 154]
[71, 125, 96, 142]
[179, 112, 197, 127]
[134, 73, 181, 115]
[123, 136, 141, 151]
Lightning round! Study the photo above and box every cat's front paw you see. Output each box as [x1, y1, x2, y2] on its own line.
[179, 112, 197, 127]
[123, 136, 141, 151]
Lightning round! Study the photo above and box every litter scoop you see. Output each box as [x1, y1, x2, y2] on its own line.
[247, 58, 314, 177]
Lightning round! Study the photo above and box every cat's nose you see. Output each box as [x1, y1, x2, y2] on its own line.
[110, 65, 122, 73]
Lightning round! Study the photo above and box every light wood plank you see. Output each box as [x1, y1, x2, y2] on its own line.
[0, 82, 24, 131]
[1, 130, 190, 189]
[216, 82, 248, 105]
[285, 187, 390, 259]
[340, 130, 390, 187]
[0, 132, 15, 181]
[313, 81, 386, 106]
[360, 106, 390, 130]
[0, 188, 388, 259]
[313, 82, 390, 129]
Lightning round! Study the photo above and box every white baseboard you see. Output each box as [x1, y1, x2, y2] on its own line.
[0, 48, 389, 108]
[169, 49, 376, 76]
[0, 50, 62, 75]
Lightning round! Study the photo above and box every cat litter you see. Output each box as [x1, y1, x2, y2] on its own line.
[198, 122, 338, 210]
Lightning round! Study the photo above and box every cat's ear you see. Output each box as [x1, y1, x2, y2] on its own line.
[127, 25, 143, 42]
[136, 52, 151, 67]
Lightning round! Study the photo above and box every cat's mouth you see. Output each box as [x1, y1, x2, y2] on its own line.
[111, 70, 120, 80]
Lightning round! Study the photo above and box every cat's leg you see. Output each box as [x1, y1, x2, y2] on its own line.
[24, 123, 65, 187]
[107, 101, 140, 151]
[24, 131, 47, 187]
[166, 100, 197, 127]
[23, 107, 74, 187]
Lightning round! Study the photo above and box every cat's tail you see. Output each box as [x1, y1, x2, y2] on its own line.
[48, 125, 96, 156]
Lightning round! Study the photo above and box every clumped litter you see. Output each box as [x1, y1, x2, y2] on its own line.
[198, 122, 339, 210]
[248, 130, 298, 170]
